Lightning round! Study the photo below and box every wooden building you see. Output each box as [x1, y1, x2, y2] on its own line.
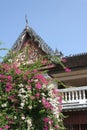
[11, 24, 87, 130]
[49, 54, 87, 130]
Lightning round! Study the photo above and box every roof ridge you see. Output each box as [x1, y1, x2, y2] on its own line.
[26, 26, 54, 55]
[65, 52, 87, 58]
[12, 26, 54, 55]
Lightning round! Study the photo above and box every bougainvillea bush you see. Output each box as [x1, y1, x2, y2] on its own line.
[0, 51, 65, 130]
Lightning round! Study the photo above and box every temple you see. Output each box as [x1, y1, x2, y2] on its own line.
[11, 23, 87, 130]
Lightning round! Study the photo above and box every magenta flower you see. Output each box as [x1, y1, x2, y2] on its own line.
[35, 83, 42, 90]
[5, 82, 12, 92]
[26, 85, 32, 90]
[58, 96, 62, 104]
[43, 127, 48, 130]
[54, 125, 59, 129]
[35, 93, 40, 98]
[65, 67, 71, 72]
[8, 95, 15, 100]
[33, 69, 38, 73]
[53, 88, 59, 94]
[0, 74, 6, 79]
[0, 128, 3, 130]
[28, 79, 33, 83]
[14, 66, 21, 74]
[42, 98, 53, 109]
[7, 76, 12, 81]
[4, 125, 10, 129]
[49, 119, 53, 125]
[35, 74, 48, 85]
[43, 117, 50, 123]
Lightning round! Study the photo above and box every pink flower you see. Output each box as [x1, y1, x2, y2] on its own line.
[8, 95, 15, 100]
[13, 65, 22, 74]
[0, 128, 3, 130]
[59, 105, 62, 112]
[33, 69, 38, 73]
[35, 93, 40, 98]
[58, 95, 62, 103]
[42, 98, 53, 109]
[5, 116, 9, 119]
[35, 74, 48, 85]
[7, 76, 12, 82]
[44, 127, 48, 130]
[5, 82, 12, 92]
[28, 79, 33, 83]
[15, 69, 21, 74]
[35, 83, 42, 90]
[26, 85, 32, 90]
[53, 88, 59, 94]
[43, 117, 50, 122]
[65, 67, 71, 72]
[8, 120, 13, 124]
[4, 125, 10, 129]
[30, 96, 35, 100]
[61, 58, 67, 63]
[54, 125, 59, 129]
[41, 59, 47, 64]
[47, 64, 54, 68]
[49, 119, 53, 125]
[0, 74, 6, 79]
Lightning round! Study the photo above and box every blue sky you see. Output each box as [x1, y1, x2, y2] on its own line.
[0, 0, 87, 57]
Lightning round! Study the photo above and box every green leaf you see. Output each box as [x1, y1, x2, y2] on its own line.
[39, 109, 45, 114]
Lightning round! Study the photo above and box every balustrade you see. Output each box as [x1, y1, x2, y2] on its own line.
[59, 86, 87, 110]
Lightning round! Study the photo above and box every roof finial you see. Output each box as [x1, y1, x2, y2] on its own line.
[25, 15, 29, 28]
[54, 48, 63, 58]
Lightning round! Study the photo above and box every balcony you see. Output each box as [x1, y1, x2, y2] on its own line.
[59, 86, 87, 111]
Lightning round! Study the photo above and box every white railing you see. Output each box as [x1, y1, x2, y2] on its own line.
[59, 86, 87, 110]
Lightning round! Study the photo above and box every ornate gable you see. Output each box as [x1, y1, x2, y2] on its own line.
[11, 25, 54, 64]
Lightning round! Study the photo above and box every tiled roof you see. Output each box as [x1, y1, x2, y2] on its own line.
[12, 26, 54, 55]
[64, 52, 87, 69]
[11, 25, 87, 69]
[47, 52, 87, 73]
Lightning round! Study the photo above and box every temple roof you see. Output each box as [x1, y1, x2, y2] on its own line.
[11, 26, 54, 55]
[47, 52, 87, 76]
[11, 24, 87, 69]
[64, 52, 87, 69]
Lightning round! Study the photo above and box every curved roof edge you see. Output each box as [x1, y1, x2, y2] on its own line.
[65, 52, 87, 59]
[11, 26, 54, 56]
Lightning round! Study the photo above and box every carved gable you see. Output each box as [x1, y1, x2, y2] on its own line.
[11, 26, 54, 65]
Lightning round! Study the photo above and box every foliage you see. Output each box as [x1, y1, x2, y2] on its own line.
[0, 49, 66, 130]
